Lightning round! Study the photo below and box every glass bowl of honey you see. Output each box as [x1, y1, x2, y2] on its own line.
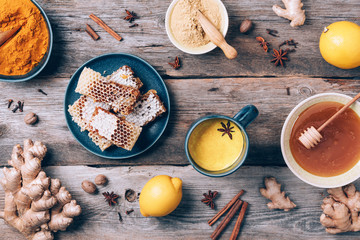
[281, 93, 360, 188]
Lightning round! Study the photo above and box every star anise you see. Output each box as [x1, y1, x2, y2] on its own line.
[201, 190, 218, 209]
[256, 36, 269, 52]
[124, 10, 137, 23]
[103, 191, 119, 206]
[217, 121, 235, 140]
[271, 49, 289, 67]
[168, 56, 181, 70]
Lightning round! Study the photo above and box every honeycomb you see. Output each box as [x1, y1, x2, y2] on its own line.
[75, 67, 140, 115]
[89, 107, 142, 151]
[107, 65, 143, 89]
[121, 90, 167, 127]
[68, 95, 113, 151]
[68, 95, 111, 131]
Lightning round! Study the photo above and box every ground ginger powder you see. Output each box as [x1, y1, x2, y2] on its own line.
[170, 0, 222, 48]
[0, 0, 49, 76]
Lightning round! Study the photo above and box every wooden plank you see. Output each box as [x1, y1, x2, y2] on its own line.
[35, 0, 360, 79]
[1, 77, 360, 166]
[0, 165, 358, 239]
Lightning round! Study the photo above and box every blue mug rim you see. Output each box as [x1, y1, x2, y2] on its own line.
[184, 115, 250, 177]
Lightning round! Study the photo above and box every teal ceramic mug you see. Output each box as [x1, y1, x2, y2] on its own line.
[185, 105, 259, 177]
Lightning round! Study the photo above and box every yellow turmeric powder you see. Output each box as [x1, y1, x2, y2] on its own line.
[0, 0, 49, 76]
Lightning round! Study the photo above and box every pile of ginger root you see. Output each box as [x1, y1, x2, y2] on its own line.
[321, 184, 360, 234]
[0, 139, 81, 240]
[273, 0, 306, 27]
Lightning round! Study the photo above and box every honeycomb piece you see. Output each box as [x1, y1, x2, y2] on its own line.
[88, 130, 113, 151]
[68, 95, 111, 131]
[68, 95, 113, 151]
[121, 90, 167, 127]
[89, 107, 142, 151]
[107, 65, 143, 89]
[75, 67, 140, 115]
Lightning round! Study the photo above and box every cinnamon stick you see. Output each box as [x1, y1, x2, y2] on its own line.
[210, 199, 243, 240]
[85, 24, 100, 41]
[208, 190, 244, 226]
[89, 14, 122, 41]
[230, 201, 248, 240]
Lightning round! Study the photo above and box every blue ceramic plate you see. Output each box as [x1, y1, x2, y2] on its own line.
[0, 0, 53, 82]
[64, 53, 170, 159]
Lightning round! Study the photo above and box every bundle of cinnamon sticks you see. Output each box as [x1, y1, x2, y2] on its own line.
[208, 190, 248, 240]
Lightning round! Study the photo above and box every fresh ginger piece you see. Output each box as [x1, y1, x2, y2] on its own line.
[272, 0, 306, 27]
[0, 139, 81, 240]
[320, 184, 360, 234]
[260, 177, 296, 211]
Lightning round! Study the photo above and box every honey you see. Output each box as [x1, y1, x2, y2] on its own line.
[290, 101, 360, 177]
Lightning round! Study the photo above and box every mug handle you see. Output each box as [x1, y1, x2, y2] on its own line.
[233, 105, 259, 128]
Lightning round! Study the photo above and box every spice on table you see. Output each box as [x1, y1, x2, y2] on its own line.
[103, 191, 119, 206]
[229, 201, 248, 240]
[256, 37, 269, 52]
[94, 174, 108, 186]
[129, 23, 139, 28]
[38, 89, 48, 96]
[239, 19, 253, 34]
[211, 199, 243, 240]
[18, 101, 24, 112]
[89, 14, 122, 41]
[217, 121, 235, 140]
[124, 10, 138, 23]
[126, 209, 134, 215]
[286, 87, 290, 95]
[7, 99, 13, 108]
[117, 212, 123, 222]
[208, 190, 244, 226]
[201, 190, 218, 209]
[0, 0, 50, 76]
[271, 49, 289, 67]
[24, 112, 38, 125]
[125, 189, 137, 202]
[85, 24, 100, 41]
[266, 29, 279, 37]
[12, 105, 19, 113]
[279, 38, 298, 48]
[168, 56, 181, 70]
[81, 180, 97, 194]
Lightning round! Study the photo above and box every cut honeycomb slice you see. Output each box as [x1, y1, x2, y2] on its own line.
[120, 90, 166, 127]
[107, 65, 143, 89]
[89, 107, 142, 151]
[75, 67, 140, 115]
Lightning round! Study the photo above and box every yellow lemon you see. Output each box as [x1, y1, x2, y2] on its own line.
[319, 21, 360, 69]
[139, 175, 182, 217]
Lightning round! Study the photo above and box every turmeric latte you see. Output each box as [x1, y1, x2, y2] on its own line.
[0, 0, 49, 76]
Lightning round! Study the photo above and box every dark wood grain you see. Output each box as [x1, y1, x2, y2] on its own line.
[34, 0, 360, 79]
[1, 77, 360, 167]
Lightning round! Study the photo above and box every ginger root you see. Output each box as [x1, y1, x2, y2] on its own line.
[320, 184, 360, 234]
[272, 0, 306, 27]
[0, 139, 81, 240]
[260, 177, 296, 211]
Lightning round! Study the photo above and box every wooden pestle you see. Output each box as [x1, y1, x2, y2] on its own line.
[0, 26, 21, 47]
[299, 92, 360, 149]
[197, 10, 237, 59]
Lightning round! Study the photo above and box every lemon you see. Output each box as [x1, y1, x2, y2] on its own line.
[139, 175, 182, 217]
[319, 21, 360, 69]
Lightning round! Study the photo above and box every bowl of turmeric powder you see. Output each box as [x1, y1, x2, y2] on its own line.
[0, 0, 53, 82]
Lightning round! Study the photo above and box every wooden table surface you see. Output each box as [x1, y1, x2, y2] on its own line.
[0, 0, 360, 239]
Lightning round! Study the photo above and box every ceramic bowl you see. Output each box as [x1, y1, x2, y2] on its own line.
[281, 93, 360, 188]
[185, 105, 258, 177]
[0, 0, 53, 82]
[165, 0, 229, 55]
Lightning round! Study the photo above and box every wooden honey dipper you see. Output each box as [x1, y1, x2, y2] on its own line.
[299, 92, 360, 149]
[197, 10, 237, 60]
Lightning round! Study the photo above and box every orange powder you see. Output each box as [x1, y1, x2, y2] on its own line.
[0, 0, 49, 76]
